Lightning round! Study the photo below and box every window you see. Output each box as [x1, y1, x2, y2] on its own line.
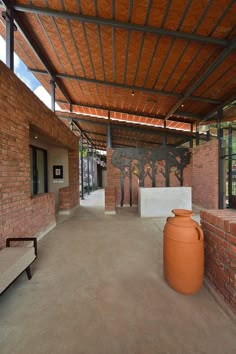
[30, 146, 48, 195]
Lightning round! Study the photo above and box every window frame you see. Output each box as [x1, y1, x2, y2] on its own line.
[30, 145, 48, 195]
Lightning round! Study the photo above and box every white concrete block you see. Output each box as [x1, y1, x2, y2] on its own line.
[138, 187, 192, 217]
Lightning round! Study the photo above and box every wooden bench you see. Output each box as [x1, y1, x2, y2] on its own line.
[0, 237, 37, 295]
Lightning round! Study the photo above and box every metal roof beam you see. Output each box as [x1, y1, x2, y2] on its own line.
[56, 100, 201, 121]
[1, 1, 71, 104]
[72, 120, 95, 148]
[165, 39, 236, 121]
[81, 135, 189, 148]
[57, 114, 195, 139]
[101, 140, 137, 148]
[56, 100, 202, 121]
[13, 4, 229, 47]
[81, 129, 163, 146]
[201, 94, 236, 122]
[83, 129, 156, 142]
[4, 9, 14, 70]
[90, 139, 167, 148]
[30, 68, 221, 105]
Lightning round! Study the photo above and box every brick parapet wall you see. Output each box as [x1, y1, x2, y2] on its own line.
[192, 140, 219, 209]
[30, 193, 56, 236]
[0, 193, 56, 249]
[59, 186, 79, 211]
[200, 210, 236, 314]
[0, 61, 79, 248]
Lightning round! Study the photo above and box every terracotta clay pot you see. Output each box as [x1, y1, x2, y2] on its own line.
[163, 209, 204, 295]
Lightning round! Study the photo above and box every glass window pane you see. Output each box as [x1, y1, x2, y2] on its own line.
[30, 147, 34, 194]
[30, 146, 47, 195]
[37, 150, 45, 194]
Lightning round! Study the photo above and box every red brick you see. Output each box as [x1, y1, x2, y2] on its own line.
[225, 283, 236, 297]
[226, 267, 235, 280]
[223, 218, 236, 232]
[230, 223, 236, 236]
[229, 295, 236, 307]
[217, 252, 230, 265]
[229, 261, 236, 270]
[216, 270, 229, 286]
[225, 233, 236, 246]
[203, 210, 236, 313]
[207, 223, 226, 238]
[204, 213, 214, 224]
[229, 273, 236, 288]
[229, 244, 236, 256]
[225, 250, 236, 262]
[192, 140, 218, 209]
[213, 282, 230, 302]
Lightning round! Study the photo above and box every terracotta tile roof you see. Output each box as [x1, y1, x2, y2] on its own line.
[1, 0, 235, 149]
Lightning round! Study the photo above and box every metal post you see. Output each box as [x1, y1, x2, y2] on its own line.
[80, 136, 84, 200]
[206, 130, 210, 141]
[163, 120, 169, 186]
[87, 141, 90, 195]
[165, 151, 170, 187]
[5, 9, 14, 70]
[50, 79, 56, 112]
[190, 123, 193, 148]
[91, 148, 94, 191]
[217, 109, 224, 209]
[163, 121, 167, 145]
[228, 123, 232, 208]
[196, 124, 200, 146]
[107, 111, 112, 148]
[94, 150, 98, 190]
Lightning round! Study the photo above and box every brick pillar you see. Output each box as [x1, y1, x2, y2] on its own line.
[201, 210, 236, 315]
[105, 186, 116, 214]
[59, 148, 80, 212]
[69, 148, 80, 209]
[68, 149, 79, 187]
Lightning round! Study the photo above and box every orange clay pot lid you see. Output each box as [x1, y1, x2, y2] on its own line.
[172, 209, 193, 216]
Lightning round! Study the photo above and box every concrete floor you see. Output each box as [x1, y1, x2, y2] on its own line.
[0, 189, 235, 354]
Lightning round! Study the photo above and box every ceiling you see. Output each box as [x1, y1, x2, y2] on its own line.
[1, 0, 236, 150]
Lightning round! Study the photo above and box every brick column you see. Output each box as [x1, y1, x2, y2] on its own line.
[201, 210, 236, 314]
[105, 186, 116, 214]
[59, 149, 80, 212]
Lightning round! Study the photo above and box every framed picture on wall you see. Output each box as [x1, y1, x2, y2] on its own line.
[53, 165, 63, 179]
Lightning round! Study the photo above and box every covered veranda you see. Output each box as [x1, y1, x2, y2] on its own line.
[0, 1, 236, 351]
[0, 189, 236, 354]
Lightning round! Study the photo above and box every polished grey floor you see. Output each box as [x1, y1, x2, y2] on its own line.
[0, 189, 235, 354]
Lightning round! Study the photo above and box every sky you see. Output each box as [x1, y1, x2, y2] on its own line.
[0, 35, 59, 109]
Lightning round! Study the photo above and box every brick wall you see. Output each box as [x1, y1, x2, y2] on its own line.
[106, 148, 192, 210]
[105, 186, 116, 212]
[0, 61, 79, 248]
[192, 140, 219, 209]
[59, 150, 80, 211]
[201, 210, 236, 314]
